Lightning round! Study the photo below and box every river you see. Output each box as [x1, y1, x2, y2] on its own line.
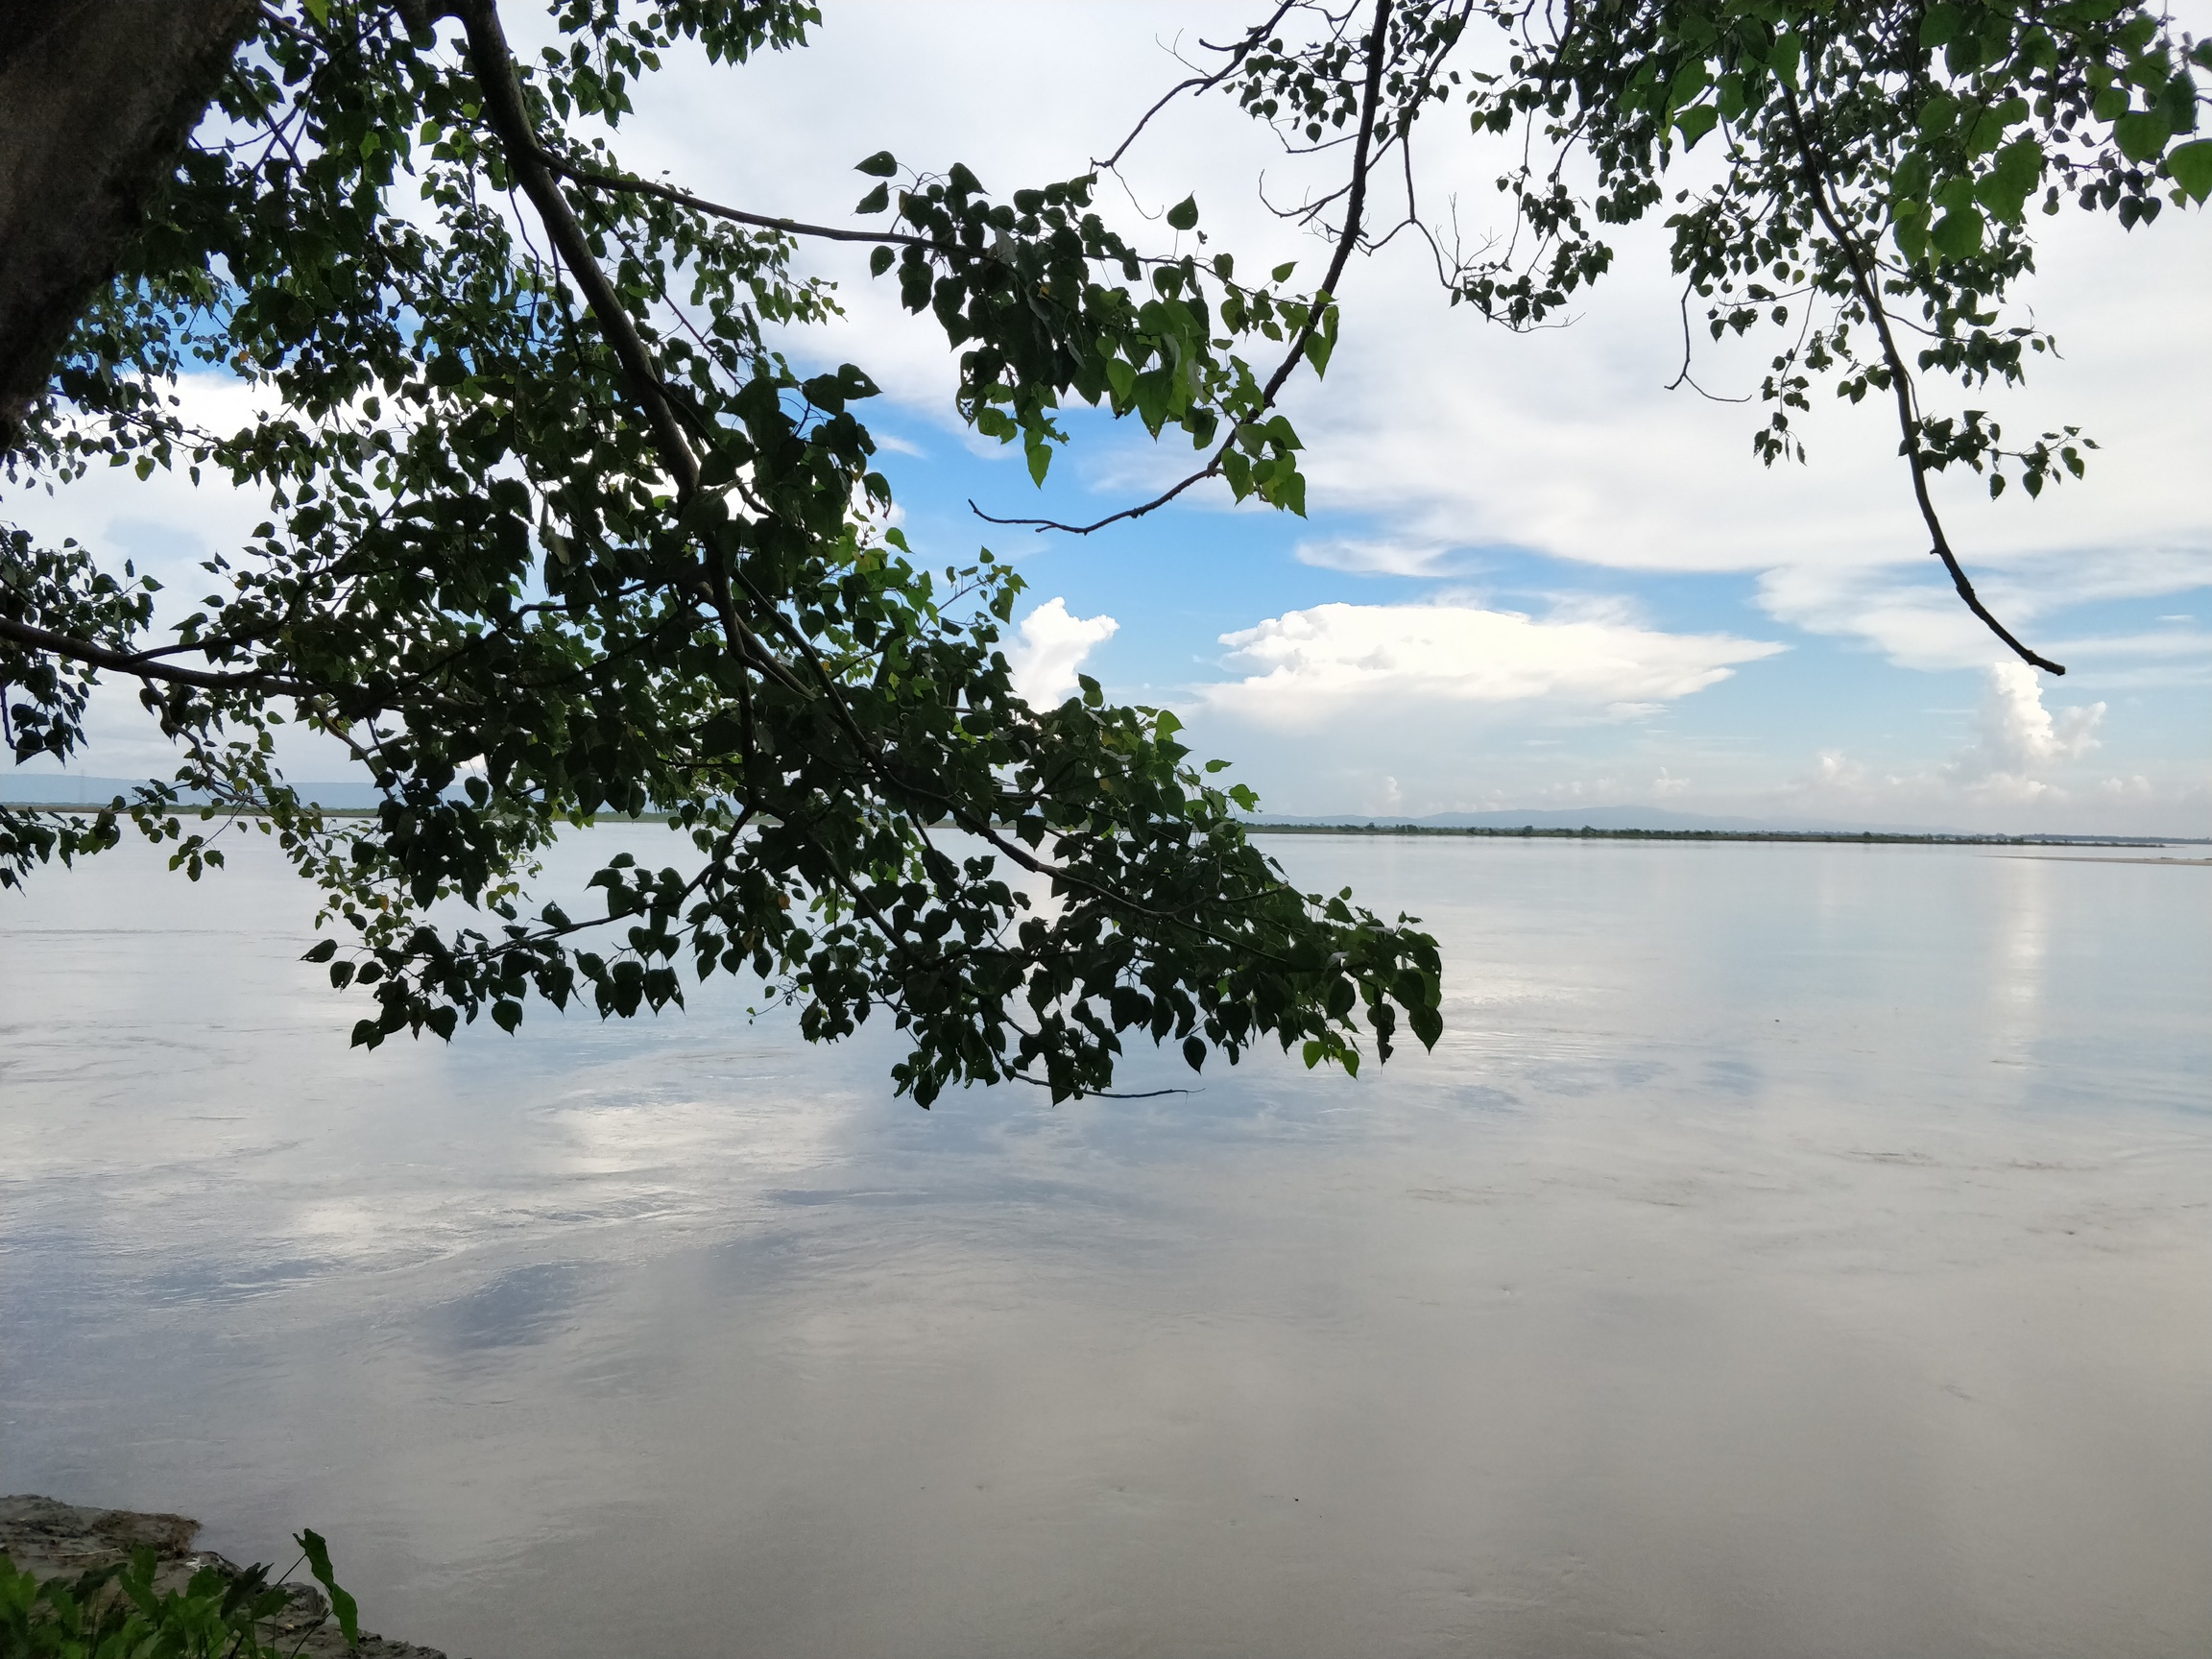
[3, 830, 2205, 1657]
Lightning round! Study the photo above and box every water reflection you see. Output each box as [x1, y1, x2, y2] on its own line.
[1983, 852, 2050, 1074]
[3, 833, 2207, 1658]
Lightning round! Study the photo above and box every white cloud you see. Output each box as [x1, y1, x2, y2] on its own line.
[603, 5, 2211, 661]
[1756, 544, 2212, 675]
[1199, 600, 1783, 725]
[1004, 597, 1118, 707]
[1771, 665, 2116, 820]
[1943, 662, 2105, 792]
[1292, 538, 1479, 578]
[7, 373, 276, 585]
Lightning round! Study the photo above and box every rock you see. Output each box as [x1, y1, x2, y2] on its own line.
[0, 1496, 448, 1659]
[0, 1493, 203, 1571]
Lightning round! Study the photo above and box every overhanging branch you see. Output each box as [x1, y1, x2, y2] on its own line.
[0, 613, 315, 697]
[974, 0, 1398, 538]
[1777, 84, 2065, 676]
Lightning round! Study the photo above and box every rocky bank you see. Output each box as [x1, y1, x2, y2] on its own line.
[0, 1495, 446, 1659]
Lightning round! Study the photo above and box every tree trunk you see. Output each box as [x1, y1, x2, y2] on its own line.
[0, 0, 257, 453]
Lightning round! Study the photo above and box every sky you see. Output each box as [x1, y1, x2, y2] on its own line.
[12, 1, 2209, 833]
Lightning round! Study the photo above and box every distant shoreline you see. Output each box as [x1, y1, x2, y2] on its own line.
[1242, 823, 2202, 850]
[9, 799, 2201, 851]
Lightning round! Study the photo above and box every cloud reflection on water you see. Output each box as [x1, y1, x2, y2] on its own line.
[3, 830, 2206, 1658]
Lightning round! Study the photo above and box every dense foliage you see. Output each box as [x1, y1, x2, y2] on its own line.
[1201, 0, 2208, 669]
[0, 1533, 357, 1659]
[0, 0, 1445, 1103]
[1, 0, 2200, 1099]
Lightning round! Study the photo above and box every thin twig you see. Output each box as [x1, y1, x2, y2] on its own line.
[973, 0, 1397, 538]
[1092, 3, 1299, 172]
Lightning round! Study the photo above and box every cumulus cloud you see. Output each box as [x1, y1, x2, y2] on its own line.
[1004, 596, 1118, 706]
[1944, 661, 2105, 791]
[1198, 600, 1783, 725]
[1777, 665, 2112, 820]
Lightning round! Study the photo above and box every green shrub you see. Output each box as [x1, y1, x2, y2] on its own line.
[0, 1530, 355, 1659]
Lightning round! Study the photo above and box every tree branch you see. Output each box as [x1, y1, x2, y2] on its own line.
[537, 150, 933, 252]
[973, 0, 1397, 538]
[455, 0, 699, 496]
[1777, 84, 2065, 676]
[0, 613, 315, 696]
[0, 0, 260, 452]
[1091, 2, 1301, 172]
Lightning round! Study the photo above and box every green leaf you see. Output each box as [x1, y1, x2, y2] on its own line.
[1166, 195, 1199, 231]
[1975, 137, 2043, 223]
[1891, 150, 1932, 202]
[1931, 204, 1984, 258]
[854, 181, 889, 215]
[295, 1531, 358, 1647]
[854, 150, 898, 177]
[1674, 102, 1719, 148]
[1270, 260, 1297, 283]
[1919, 3, 1964, 46]
[868, 245, 895, 276]
[2114, 110, 2171, 163]
[302, 938, 338, 963]
[1893, 205, 1929, 263]
[1665, 59, 1711, 113]
[2168, 139, 2212, 203]
[1408, 1004, 1443, 1050]
[1182, 1035, 1206, 1071]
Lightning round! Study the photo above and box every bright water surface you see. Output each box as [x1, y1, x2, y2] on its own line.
[3, 831, 2207, 1658]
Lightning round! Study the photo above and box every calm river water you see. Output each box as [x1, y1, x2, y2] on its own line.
[3, 830, 2206, 1658]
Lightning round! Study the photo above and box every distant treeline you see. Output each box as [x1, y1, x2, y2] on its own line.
[1244, 824, 2192, 848]
[10, 791, 2195, 849]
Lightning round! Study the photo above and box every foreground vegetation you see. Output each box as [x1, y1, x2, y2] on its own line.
[0, 1536, 357, 1659]
[2, 0, 2202, 1097]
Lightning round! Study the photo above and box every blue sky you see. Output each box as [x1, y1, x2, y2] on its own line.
[862, 390, 2207, 831]
[741, 2, 2212, 836]
[12, 2, 2208, 834]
